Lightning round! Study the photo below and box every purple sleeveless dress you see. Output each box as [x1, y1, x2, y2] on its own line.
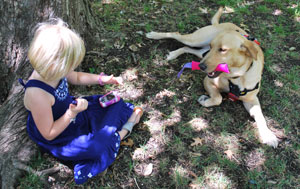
[19, 78, 134, 184]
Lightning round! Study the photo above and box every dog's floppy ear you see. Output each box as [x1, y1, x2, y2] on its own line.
[240, 40, 258, 60]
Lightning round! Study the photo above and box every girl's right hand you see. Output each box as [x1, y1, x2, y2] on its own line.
[100, 75, 124, 85]
[69, 98, 88, 117]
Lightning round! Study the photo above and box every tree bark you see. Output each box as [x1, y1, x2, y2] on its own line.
[0, 0, 100, 188]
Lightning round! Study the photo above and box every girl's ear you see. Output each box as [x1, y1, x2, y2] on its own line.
[240, 40, 258, 60]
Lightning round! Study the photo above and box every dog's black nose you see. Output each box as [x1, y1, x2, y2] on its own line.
[199, 63, 207, 70]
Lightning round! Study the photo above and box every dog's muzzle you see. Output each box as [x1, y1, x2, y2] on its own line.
[200, 62, 229, 78]
[199, 63, 207, 70]
[200, 63, 222, 78]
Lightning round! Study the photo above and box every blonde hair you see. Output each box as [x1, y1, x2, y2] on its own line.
[28, 18, 85, 81]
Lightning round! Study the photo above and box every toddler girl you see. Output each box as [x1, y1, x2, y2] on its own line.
[19, 19, 143, 184]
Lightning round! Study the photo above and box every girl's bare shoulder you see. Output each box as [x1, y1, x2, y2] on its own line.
[24, 87, 54, 111]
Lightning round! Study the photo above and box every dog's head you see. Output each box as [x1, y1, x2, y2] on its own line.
[200, 30, 259, 78]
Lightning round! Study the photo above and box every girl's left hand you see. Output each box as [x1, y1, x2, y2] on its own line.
[101, 75, 123, 85]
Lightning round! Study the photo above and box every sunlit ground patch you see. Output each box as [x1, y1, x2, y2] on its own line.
[187, 117, 209, 132]
[190, 164, 233, 189]
[245, 148, 266, 171]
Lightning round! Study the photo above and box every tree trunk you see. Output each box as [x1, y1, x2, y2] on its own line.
[0, 1, 100, 188]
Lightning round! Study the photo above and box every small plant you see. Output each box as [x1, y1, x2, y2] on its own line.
[89, 67, 96, 74]
[294, 4, 300, 17]
[18, 174, 44, 189]
[143, 4, 151, 13]
[172, 165, 190, 188]
[159, 157, 170, 174]
[236, 6, 251, 15]
[17, 152, 48, 188]
[257, 5, 270, 13]
[171, 135, 186, 154]
[265, 155, 287, 176]
[177, 21, 185, 33]
[145, 23, 153, 32]
[273, 24, 286, 37]
[247, 170, 267, 188]
[216, 0, 243, 7]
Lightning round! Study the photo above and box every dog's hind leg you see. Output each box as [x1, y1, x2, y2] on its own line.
[146, 30, 216, 47]
[243, 98, 279, 148]
[167, 46, 210, 60]
[211, 7, 223, 25]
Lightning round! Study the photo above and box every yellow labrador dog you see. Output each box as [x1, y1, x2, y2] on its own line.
[146, 7, 279, 147]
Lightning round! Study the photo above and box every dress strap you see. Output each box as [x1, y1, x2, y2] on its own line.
[22, 79, 55, 96]
[18, 78, 26, 88]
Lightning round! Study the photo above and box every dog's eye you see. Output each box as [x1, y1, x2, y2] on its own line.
[219, 48, 227, 53]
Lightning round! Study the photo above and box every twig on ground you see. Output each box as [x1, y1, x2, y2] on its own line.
[13, 161, 60, 185]
[134, 177, 141, 189]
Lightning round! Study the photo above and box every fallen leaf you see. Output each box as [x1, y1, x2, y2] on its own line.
[267, 180, 277, 184]
[114, 40, 125, 49]
[102, 0, 115, 4]
[143, 163, 153, 176]
[273, 9, 282, 15]
[136, 31, 144, 35]
[198, 7, 208, 14]
[224, 6, 234, 13]
[190, 152, 202, 157]
[224, 149, 234, 160]
[129, 44, 138, 52]
[191, 137, 203, 146]
[289, 47, 296, 51]
[188, 171, 197, 178]
[121, 138, 134, 147]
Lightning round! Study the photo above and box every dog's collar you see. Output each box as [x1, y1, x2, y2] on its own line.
[243, 34, 260, 45]
[228, 79, 259, 101]
[228, 61, 258, 101]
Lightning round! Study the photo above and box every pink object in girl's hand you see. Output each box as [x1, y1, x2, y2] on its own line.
[99, 91, 120, 108]
[215, 63, 230, 73]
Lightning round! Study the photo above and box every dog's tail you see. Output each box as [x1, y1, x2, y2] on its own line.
[211, 7, 223, 25]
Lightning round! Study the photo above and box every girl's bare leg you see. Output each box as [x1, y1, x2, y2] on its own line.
[118, 108, 143, 140]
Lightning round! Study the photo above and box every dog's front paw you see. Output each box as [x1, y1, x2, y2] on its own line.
[167, 51, 179, 60]
[198, 95, 210, 107]
[146, 32, 161, 39]
[259, 129, 279, 148]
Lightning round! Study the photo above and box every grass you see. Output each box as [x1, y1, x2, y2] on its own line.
[18, 0, 300, 188]
[18, 174, 44, 189]
[17, 152, 47, 188]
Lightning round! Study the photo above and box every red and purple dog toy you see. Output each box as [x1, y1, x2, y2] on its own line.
[177, 61, 230, 78]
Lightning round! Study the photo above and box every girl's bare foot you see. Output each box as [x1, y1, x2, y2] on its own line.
[127, 107, 143, 125]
